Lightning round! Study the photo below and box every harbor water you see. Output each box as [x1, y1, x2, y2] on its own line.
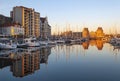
[0, 40, 120, 81]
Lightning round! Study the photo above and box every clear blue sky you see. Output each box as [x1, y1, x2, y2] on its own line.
[0, 0, 120, 34]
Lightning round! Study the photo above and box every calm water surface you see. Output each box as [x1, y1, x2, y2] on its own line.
[0, 40, 120, 81]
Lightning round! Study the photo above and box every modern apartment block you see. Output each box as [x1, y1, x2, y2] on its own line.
[34, 12, 40, 38]
[11, 6, 40, 38]
[40, 17, 51, 40]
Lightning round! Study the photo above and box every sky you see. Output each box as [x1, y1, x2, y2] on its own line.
[0, 0, 120, 34]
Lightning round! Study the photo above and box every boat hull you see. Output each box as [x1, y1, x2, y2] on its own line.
[26, 43, 40, 47]
[17, 44, 28, 48]
[0, 43, 17, 50]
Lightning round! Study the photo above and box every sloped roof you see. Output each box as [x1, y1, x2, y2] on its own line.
[40, 17, 47, 23]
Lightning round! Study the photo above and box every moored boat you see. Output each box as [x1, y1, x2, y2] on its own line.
[47, 41, 56, 46]
[0, 38, 17, 50]
[56, 40, 65, 44]
[24, 37, 40, 47]
[17, 40, 27, 48]
[39, 41, 48, 46]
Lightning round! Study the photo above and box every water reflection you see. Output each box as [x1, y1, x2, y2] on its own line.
[96, 40, 104, 50]
[54, 40, 120, 60]
[82, 40, 104, 50]
[82, 42, 89, 50]
[0, 47, 51, 77]
[0, 40, 120, 80]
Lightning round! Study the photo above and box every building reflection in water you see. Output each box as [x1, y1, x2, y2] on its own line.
[89, 40, 96, 46]
[82, 40, 104, 50]
[11, 48, 40, 77]
[40, 47, 51, 64]
[82, 42, 89, 50]
[0, 47, 51, 77]
[0, 41, 120, 78]
[95, 40, 104, 50]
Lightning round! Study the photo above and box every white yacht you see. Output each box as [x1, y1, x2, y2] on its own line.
[39, 41, 48, 46]
[70, 39, 76, 44]
[17, 40, 27, 48]
[24, 37, 40, 47]
[0, 38, 17, 50]
[56, 40, 65, 44]
[114, 38, 120, 46]
[46, 39, 56, 46]
[109, 38, 116, 44]
[47, 41, 56, 46]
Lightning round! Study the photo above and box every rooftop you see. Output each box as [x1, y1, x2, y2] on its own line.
[0, 22, 21, 27]
[40, 17, 47, 23]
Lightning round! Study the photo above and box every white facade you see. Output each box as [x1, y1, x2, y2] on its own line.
[0, 25, 24, 36]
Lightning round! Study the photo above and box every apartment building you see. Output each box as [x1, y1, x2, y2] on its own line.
[11, 6, 40, 38]
[40, 17, 51, 40]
